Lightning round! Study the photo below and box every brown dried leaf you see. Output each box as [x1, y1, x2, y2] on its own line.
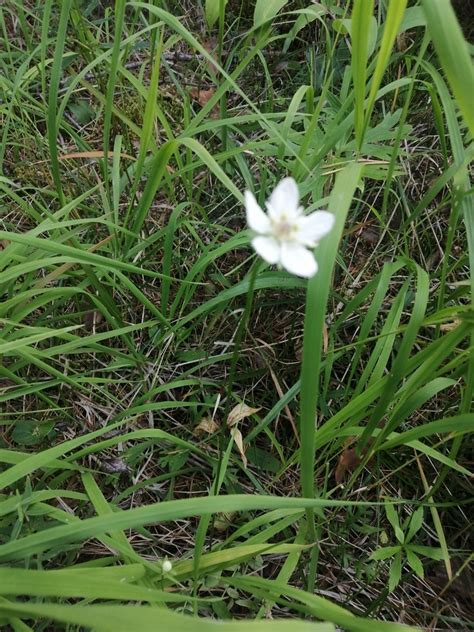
[439, 319, 462, 332]
[203, 37, 218, 75]
[396, 32, 409, 52]
[335, 445, 360, 485]
[213, 511, 237, 532]
[230, 427, 247, 468]
[188, 87, 220, 119]
[189, 87, 215, 106]
[194, 418, 219, 436]
[227, 403, 261, 428]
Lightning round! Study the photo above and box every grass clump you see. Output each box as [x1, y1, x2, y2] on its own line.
[0, 1, 472, 630]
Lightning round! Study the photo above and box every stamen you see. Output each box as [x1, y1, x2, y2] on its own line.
[274, 219, 295, 240]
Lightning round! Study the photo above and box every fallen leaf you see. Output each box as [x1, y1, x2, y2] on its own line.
[188, 87, 220, 118]
[203, 37, 219, 75]
[213, 511, 236, 532]
[230, 427, 247, 468]
[98, 457, 131, 474]
[439, 319, 462, 332]
[335, 447, 360, 485]
[396, 32, 409, 52]
[189, 87, 216, 106]
[334, 436, 378, 484]
[227, 403, 261, 427]
[194, 418, 219, 436]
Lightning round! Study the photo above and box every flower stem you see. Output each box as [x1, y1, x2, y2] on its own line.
[300, 271, 325, 589]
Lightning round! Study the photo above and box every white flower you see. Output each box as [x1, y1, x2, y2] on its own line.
[245, 177, 335, 278]
[162, 559, 173, 573]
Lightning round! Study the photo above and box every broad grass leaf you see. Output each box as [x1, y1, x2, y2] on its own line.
[388, 552, 402, 592]
[333, 16, 378, 57]
[398, 6, 426, 33]
[365, 0, 408, 134]
[409, 545, 444, 561]
[11, 420, 54, 446]
[283, 5, 326, 53]
[406, 507, 424, 543]
[406, 549, 424, 579]
[254, 0, 288, 29]
[422, 0, 474, 135]
[0, 601, 335, 632]
[369, 546, 401, 561]
[385, 504, 404, 544]
[205, 0, 228, 29]
[230, 575, 418, 630]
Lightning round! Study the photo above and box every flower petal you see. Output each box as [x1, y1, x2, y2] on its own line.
[295, 210, 335, 247]
[280, 242, 318, 278]
[245, 190, 271, 234]
[251, 236, 280, 264]
[267, 177, 300, 221]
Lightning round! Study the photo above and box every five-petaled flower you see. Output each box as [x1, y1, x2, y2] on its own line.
[245, 177, 334, 278]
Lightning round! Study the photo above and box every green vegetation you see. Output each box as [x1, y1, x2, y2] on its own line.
[0, 0, 472, 630]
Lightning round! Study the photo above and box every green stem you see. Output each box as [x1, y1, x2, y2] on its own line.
[299, 268, 325, 591]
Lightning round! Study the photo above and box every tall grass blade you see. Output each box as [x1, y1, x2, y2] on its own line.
[422, 0, 474, 135]
[351, 0, 374, 150]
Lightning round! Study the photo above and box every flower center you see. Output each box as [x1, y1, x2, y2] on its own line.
[273, 218, 296, 240]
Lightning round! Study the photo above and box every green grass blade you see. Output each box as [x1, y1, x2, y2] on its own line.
[364, 0, 408, 134]
[102, 0, 126, 199]
[0, 601, 334, 632]
[0, 494, 381, 562]
[46, 0, 72, 204]
[422, 0, 474, 135]
[351, 0, 375, 150]
[300, 162, 362, 499]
